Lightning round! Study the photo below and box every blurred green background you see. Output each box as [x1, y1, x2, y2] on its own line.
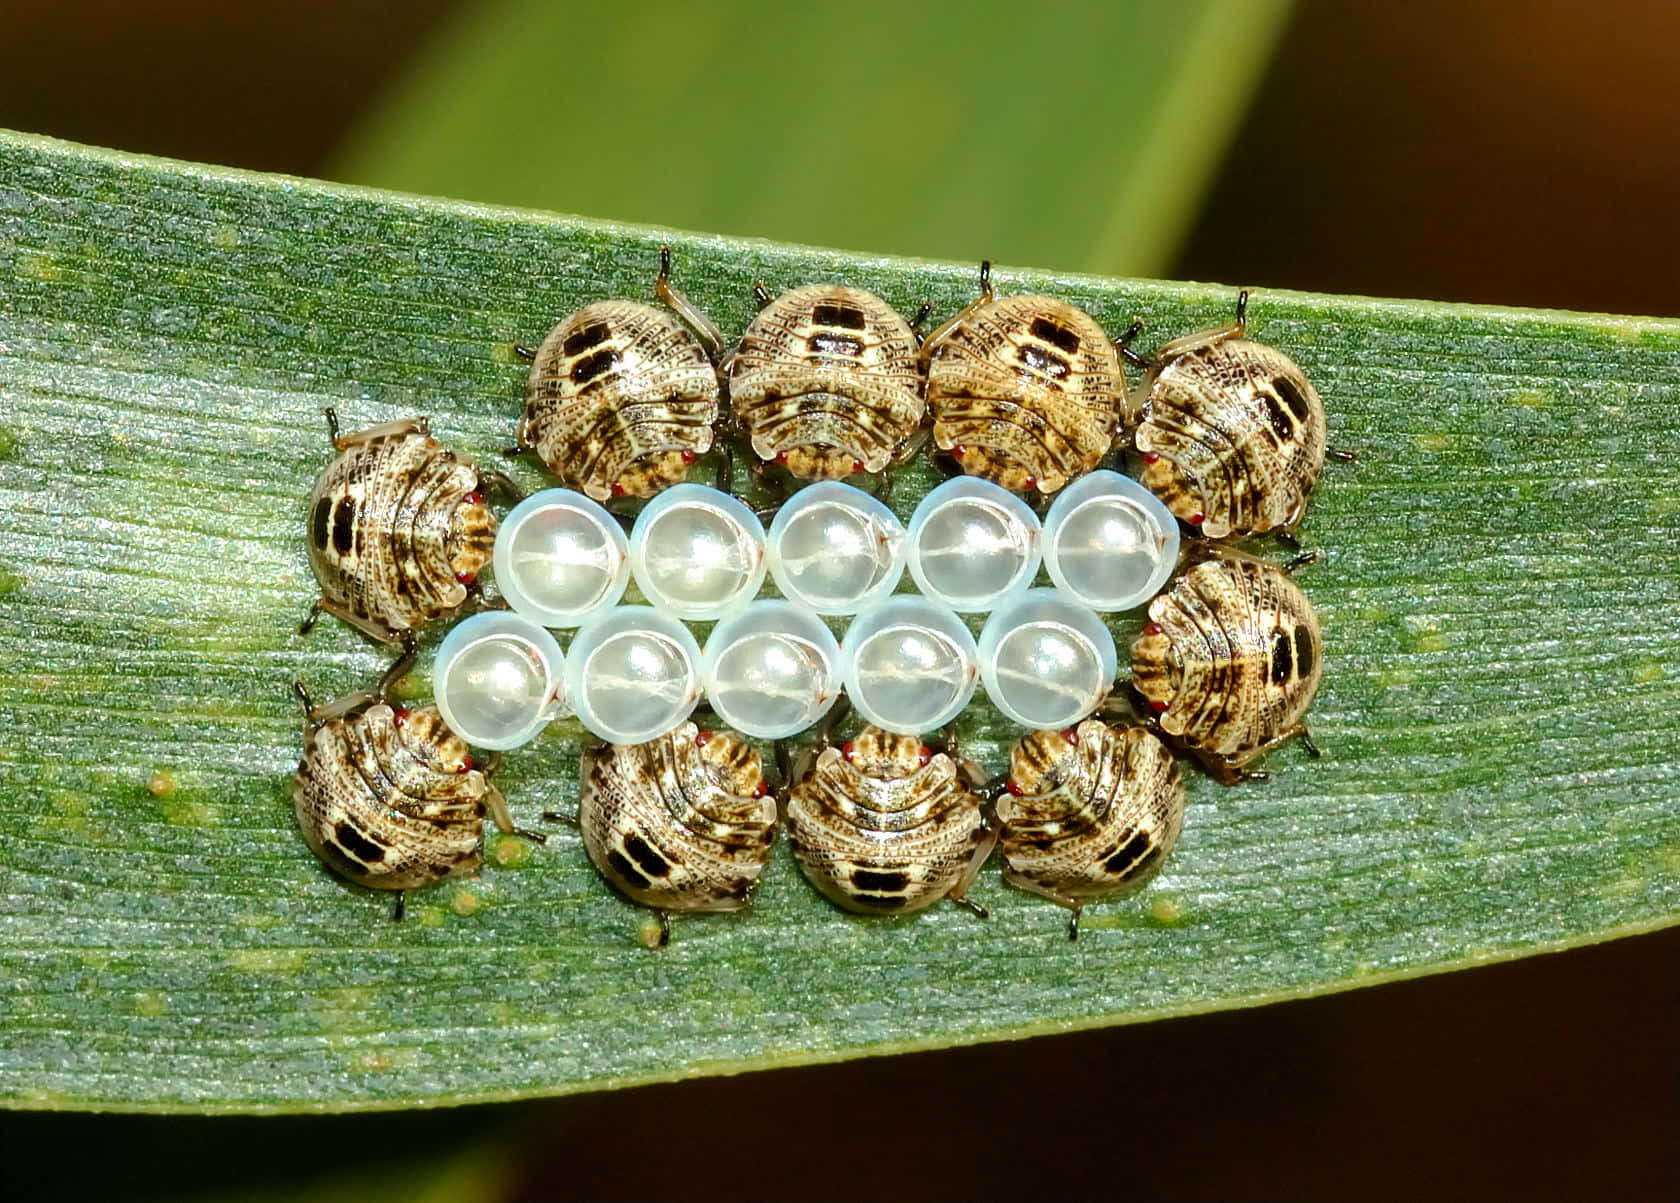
[2, 0, 1675, 1199]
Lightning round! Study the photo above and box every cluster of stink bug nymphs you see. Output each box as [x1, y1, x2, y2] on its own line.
[288, 247, 1351, 944]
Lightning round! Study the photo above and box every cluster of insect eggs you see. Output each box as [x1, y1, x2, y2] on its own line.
[289, 252, 1343, 939]
[512, 252, 1335, 543]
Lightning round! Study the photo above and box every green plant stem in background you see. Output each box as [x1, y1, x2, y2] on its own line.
[329, 0, 1293, 278]
[0, 131, 1676, 1115]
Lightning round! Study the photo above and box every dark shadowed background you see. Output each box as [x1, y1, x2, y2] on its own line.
[2, 1, 1675, 1199]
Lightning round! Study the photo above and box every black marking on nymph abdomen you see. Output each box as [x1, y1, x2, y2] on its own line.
[1263, 393, 1295, 441]
[571, 348, 620, 384]
[1270, 628, 1294, 685]
[1275, 375, 1313, 425]
[853, 891, 911, 912]
[851, 868, 910, 894]
[813, 302, 868, 330]
[1017, 344, 1071, 380]
[808, 333, 864, 358]
[333, 820, 387, 865]
[1293, 624, 1316, 678]
[622, 833, 672, 879]
[1124, 845, 1164, 880]
[1029, 316, 1081, 353]
[310, 496, 332, 550]
[563, 321, 612, 357]
[606, 849, 651, 891]
[1102, 829, 1154, 876]
[331, 496, 356, 556]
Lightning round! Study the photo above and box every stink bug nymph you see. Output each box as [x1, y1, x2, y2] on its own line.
[923, 261, 1127, 495]
[1133, 290, 1351, 539]
[300, 412, 501, 646]
[1130, 548, 1323, 784]
[572, 721, 777, 947]
[291, 680, 544, 920]
[999, 720, 1185, 940]
[729, 282, 927, 483]
[517, 248, 723, 502]
[784, 723, 996, 918]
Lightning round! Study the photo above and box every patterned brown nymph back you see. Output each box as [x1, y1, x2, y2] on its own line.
[1135, 329, 1328, 539]
[730, 284, 925, 480]
[579, 722, 776, 914]
[522, 300, 719, 501]
[305, 418, 495, 644]
[293, 704, 490, 891]
[785, 726, 994, 915]
[1131, 556, 1322, 779]
[925, 294, 1123, 494]
[999, 720, 1185, 926]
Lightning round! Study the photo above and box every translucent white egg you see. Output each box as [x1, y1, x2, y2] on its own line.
[564, 606, 703, 744]
[493, 488, 629, 627]
[839, 596, 979, 735]
[766, 481, 906, 616]
[432, 611, 566, 750]
[702, 600, 841, 739]
[1041, 469, 1179, 612]
[905, 476, 1041, 612]
[629, 484, 767, 620]
[978, 589, 1116, 730]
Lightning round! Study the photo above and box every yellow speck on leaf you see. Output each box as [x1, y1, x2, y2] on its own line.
[230, 948, 308, 974]
[490, 833, 534, 868]
[1629, 659, 1664, 685]
[355, 1046, 420, 1072]
[1149, 897, 1184, 925]
[17, 251, 63, 281]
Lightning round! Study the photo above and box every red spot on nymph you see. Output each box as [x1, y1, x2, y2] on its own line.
[952, 445, 966, 461]
[455, 571, 476, 585]
[1145, 622, 1163, 636]
[1061, 727, 1079, 745]
[1023, 476, 1038, 492]
[680, 449, 698, 465]
[753, 782, 770, 798]
[695, 729, 714, 747]
[841, 741, 855, 761]
[1142, 452, 1160, 465]
[917, 744, 933, 766]
[393, 709, 410, 727]
[1150, 700, 1169, 714]
[851, 459, 865, 475]
[1187, 512, 1205, 526]
[1006, 780, 1024, 796]
[775, 450, 790, 465]
[611, 483, 627, 497]
[463, 491, 483, 505]
[458, 755, 474, 774]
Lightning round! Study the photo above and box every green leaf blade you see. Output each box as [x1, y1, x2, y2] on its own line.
[1, 130, 1676, 1114]
[328, 0, 1294, 278]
